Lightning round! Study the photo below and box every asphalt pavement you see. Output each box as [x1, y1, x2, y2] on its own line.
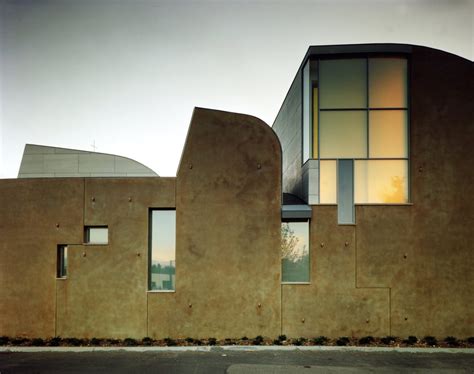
[1, 347, 473, 373]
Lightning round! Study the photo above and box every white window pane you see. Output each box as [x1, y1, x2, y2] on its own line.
[369, 110, 408, 158]
[281, 221, 309, 283]
[320, 59, 367, 109]
[369, 58, 407, 108]
[355, 160, 408, 203]
[320, 111, 367, 158]
[320, 160, 337, 204]
[150, 210, 176, 291]
[87, 227, 108, 244]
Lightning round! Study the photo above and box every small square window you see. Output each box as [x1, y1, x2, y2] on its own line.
[84, 226, 108, 244]
[57, 245, 67, 278]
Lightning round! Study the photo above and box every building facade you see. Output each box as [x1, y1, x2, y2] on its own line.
[1, 44, 472, 339]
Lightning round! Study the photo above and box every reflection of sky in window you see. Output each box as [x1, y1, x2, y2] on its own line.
[282, 221, 310, 282]
[88, 227, 108, 243]
[151, 210, 176, 263]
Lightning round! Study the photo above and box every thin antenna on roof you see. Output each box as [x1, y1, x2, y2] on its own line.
[91, 140, 98, 152]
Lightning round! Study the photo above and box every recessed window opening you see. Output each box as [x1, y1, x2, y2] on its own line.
[57, 245, 67, 278]
[84, 226, 108, 244]
[281, 220, 310, 283]
[149, 209, 176, 291]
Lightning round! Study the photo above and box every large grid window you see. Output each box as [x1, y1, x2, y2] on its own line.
[304, 56, 409, 204]
[281, 221, 310, 283]
[149, 209, 176, 291]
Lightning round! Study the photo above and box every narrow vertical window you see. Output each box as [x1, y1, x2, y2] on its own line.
[149, 209, 176, 291]
[338, 160, 355, 224]
[57, 245, 67, 278]
[281, 221, 310, 283]
[302, 60, 311, 163]
[312, 86, 319, 159]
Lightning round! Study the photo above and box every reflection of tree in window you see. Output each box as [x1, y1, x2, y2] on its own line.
[281, 222, 309, 283]
[381, 176, 406, 203]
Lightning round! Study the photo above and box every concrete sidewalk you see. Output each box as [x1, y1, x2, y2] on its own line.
[1, 345, 474, 354]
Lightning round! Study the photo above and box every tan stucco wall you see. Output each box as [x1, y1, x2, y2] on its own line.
[0, 179, 84, 337]
[282, 206, 390, 338]
[354, 47, 473, 338]
[1, 46, 472, 340]
[1, 108, 282, 339]
[56, 178, 175, 339]
[281, 46, 473, 338]
[147, 108, 282, 339]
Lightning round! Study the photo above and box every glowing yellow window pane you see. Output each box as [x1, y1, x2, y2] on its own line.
[320, 160, 337, 204]
[369, 110, 408, 158]
[312, 87, 318, 159]
[369, 58, 407, 108]
[355, 160, 408, 203]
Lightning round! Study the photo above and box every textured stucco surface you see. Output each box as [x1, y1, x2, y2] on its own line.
[1, 45, 472, 340]
[276, 45, 473, 338]
[355, 47, 473, 338]
[0, 179, 84, 337]
[282, 206, 390, 338]
[56, 178, 175, 339]
[147, 108, 282, 339]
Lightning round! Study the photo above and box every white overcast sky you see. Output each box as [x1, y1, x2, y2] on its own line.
[0, 0, 472, 178]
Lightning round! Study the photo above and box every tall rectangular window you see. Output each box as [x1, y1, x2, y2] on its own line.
[281, 221, 310, 283]
[57, 245, 67, 278]
[149, 209, 176, 291]
[302, 60, 311, 163]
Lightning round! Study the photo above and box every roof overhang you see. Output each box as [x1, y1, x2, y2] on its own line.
[282, 204, 312, 220]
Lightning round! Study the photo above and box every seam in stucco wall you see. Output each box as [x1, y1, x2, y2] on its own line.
[355, 224, 392, 336]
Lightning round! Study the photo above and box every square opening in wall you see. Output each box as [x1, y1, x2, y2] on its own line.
[84, 226, 108, 244]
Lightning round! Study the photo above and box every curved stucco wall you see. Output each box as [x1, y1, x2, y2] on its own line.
[18, 144, 158, 178]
